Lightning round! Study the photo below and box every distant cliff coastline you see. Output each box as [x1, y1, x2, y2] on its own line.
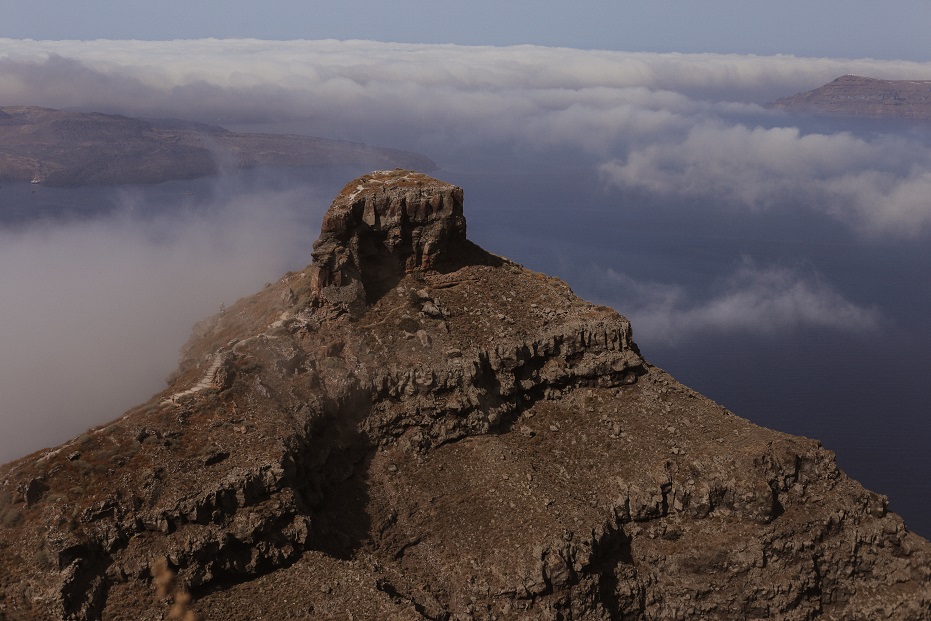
[772, 75, 931, 120]
[0, 106, 435, 187]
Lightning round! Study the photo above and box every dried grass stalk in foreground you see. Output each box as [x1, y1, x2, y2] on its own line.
[152, 557, 198, 621]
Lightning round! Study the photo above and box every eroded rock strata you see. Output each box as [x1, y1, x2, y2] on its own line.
[1, 170, 929, 620]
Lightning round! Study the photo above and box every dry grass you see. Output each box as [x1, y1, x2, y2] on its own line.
[152, 557, 199, 621]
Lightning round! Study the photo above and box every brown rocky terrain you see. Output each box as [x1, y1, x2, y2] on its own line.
[0, 107, 435, 187]
[772, 75, 931, 119]
[1, 169, 930, 620]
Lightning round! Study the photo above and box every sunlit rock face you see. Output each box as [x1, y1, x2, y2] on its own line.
[310, 169, 467, 310]
[1, 171, 930, 621]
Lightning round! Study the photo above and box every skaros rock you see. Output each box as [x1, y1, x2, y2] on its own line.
[0, 170, 929, 620]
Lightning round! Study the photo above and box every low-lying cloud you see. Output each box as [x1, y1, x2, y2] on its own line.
[3, 39, 931, 234]
[599, 123, 931, 235]
[2, 39, 929, 114]
[0, 177, 327, 462]
[597, 261, 880, 345]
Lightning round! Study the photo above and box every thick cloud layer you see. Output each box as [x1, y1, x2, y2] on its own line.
[0, 39, 929, 465]
[2, 39, 929, 109]
[600, 123, 931, 235]
[0, 177, 328, 461]
[596, 261, 880, 344]
[3, 40, 931, 232]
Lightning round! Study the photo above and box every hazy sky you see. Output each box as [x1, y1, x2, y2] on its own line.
[2, 1, 930, 61]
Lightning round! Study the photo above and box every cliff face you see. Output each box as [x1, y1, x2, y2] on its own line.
[772, 75, 931, 120]
[1, 170, 930, 620]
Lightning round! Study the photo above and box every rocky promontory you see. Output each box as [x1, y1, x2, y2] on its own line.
[772, 75, 931, 120]
[0, 107, 435, 187]
[0, 170, 929, 620]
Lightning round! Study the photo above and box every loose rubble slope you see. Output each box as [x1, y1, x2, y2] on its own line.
[1, 170, 930, 620]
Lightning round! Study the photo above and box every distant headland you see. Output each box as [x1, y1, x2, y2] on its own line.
[0, 106, 435, 187]
[772, 75, 931, 120]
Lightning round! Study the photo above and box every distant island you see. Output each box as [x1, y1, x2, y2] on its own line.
[772, 75, 931, 120]
[0, 106, 436, 187]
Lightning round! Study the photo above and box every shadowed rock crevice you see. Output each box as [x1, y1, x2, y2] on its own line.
[293, 389, 376, 561]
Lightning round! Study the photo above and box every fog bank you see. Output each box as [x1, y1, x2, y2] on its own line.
[0, 174, 331, 461]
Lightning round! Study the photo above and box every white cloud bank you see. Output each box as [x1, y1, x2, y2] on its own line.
[3, 39, 931, 234]
[2, 39, 929, 108]
[600, 261, 880, 345]
[599, 123, 931, 235]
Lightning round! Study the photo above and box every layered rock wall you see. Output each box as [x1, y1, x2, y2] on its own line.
[310, 170, 467, 309]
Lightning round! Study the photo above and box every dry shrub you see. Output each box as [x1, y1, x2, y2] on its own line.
[151, 557, 199, 621]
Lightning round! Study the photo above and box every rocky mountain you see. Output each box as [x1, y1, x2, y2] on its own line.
[0, 107, 435, 187]
[772, 75, 931, 120]
[1, 169, 930, 620]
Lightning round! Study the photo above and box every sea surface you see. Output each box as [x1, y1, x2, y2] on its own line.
[1, 157, 928, 538]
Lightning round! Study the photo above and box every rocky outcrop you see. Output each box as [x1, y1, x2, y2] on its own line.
[772, 75, 931, 120]
[310, 170, 468, 310]
[1, 170, 930, 620]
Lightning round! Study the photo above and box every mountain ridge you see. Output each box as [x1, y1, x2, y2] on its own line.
[1, 170, 929, 620]
[0, 106, 435, 187]
[772, 75, 931, 120]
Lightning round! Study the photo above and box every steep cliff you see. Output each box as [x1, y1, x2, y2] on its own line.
[0, 170, 929, 620]
[772, 75, 931, 120]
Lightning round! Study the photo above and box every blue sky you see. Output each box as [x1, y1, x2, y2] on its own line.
[3, 0, 931, 60]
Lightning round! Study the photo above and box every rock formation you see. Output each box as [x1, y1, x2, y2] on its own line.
[310, 170, 468, 311]
[1, 169, 930, 620]
[772, 75, 931, 120]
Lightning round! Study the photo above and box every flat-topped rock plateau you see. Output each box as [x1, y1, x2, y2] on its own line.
[772, 75, 931, 120]
[1, 170, 929, 620]
[0, 107, 435, 187]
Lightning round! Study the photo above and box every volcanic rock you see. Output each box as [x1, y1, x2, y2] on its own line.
[1, 170, 930, 620]
[310, 170, 468, 312]
[772, 75, 931, 120]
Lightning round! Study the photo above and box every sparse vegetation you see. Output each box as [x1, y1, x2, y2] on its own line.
[152, 557, 199, 621]
[33, 548, 54, 571]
